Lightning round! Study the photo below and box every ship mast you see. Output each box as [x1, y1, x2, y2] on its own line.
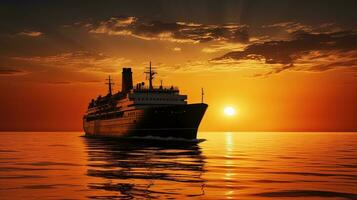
[145, 61, 156, 90]
[201, 88, 204, 103]
[106, 75, 114, 95]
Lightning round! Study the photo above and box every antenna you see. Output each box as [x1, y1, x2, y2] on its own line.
[144, 61, 157, 90]
[106, 75, 114, 95]
[201, 88, 204, 103]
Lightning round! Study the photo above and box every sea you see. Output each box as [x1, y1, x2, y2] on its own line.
[0, 132, 356, 199]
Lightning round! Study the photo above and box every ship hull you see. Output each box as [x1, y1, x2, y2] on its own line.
[83, 103, 207, 139]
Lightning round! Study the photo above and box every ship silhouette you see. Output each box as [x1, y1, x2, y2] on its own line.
[83, 62, 208, 139]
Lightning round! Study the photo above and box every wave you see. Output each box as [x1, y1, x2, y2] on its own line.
[253, 190, 357, 199]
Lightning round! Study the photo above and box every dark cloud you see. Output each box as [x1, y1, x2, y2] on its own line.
[0, 67, 27, 76]
[88, 16, 249, 43]
[214, 30, 357, 75]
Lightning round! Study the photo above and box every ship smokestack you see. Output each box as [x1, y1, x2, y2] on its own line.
[122, 68, 133, 93]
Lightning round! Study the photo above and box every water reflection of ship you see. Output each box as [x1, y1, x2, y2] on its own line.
[83, 137, 206, 199]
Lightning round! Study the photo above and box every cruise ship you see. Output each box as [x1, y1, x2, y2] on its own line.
[83, 63, 208, 139]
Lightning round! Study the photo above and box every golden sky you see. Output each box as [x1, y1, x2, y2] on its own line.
[0, 0, 356, 131]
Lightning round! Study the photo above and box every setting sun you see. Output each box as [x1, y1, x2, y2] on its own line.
[224, 106, 236, 116]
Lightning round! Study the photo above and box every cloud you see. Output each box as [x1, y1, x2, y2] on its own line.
[263, 22, 313, 34]
[12, 51, 131, 73]
[202, 41, 247, 53]
[259, 22, 344, 42]
[18, 31, 43, 37]
[172, 47, 182, 51]
[0, 67, 28, 76]
[214, 31, 357, 75]
[88, 16, 249, 43]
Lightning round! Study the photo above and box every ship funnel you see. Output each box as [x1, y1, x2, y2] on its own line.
[121, 68, 133, 93]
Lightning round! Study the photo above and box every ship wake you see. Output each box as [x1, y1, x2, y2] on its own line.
[128, 135, 206, 143]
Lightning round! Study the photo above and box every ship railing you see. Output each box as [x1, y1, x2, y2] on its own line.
[133, 85, 179, 93]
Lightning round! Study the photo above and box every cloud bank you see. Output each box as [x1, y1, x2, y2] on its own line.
[214, 31, 357, 75]
[88, 16, 249, 43]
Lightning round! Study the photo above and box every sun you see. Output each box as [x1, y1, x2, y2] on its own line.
[224, 106, 236, 116]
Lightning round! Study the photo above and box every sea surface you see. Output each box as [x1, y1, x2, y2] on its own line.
[0, 132, 356, 200]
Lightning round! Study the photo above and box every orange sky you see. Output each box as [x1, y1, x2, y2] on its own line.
[0, 1, 356, 131]
[1, 66, 356, 132]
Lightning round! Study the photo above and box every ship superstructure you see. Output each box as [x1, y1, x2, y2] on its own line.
[83, 63, 207, 139]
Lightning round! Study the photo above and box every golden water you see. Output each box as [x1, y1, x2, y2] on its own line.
[0, 132, 356, 199]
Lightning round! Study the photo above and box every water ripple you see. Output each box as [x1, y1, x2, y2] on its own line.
[254, 190, 357, 199]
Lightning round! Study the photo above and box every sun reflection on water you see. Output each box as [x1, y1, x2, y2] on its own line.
[224, 132, 236, 199]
